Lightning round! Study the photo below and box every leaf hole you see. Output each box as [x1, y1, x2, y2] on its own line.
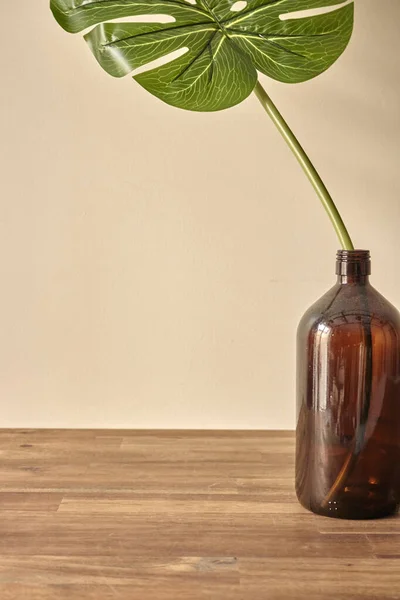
[279, 0, 353, 21]
[106, 14, 176, 24]
[230, 1, 247, 12]
[184, 0, 197, 4]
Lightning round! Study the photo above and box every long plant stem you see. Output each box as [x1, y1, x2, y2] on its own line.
[254, 79, 375, 513]
[253, 80, 354, 251]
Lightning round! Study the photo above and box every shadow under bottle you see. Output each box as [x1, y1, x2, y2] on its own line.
[296, 250, 400, 519]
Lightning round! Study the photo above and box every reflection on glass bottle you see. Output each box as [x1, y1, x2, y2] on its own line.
[296, 250, 400, 519]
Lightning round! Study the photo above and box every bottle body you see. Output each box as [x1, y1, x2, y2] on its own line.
[296, 251, 400, 519]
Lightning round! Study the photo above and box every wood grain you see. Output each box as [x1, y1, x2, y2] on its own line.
[0, 429, 399, 599]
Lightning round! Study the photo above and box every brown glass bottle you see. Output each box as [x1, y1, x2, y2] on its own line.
[296, 250, 400, 519]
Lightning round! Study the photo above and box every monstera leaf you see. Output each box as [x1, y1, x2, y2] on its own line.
[51, 0, 354, 111]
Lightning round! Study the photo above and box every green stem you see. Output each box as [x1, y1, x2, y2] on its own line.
[253, 80, 354, 251]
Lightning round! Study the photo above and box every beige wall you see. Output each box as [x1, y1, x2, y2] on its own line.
[1, 1, 399, 429]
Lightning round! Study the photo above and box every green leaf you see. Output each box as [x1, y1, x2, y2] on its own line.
[50, 0, 354, 111]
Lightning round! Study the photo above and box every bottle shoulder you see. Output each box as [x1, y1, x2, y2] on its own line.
[297, 284, 339, 325]
[367, 285, 400, 322]
[298, 282, 400, 335]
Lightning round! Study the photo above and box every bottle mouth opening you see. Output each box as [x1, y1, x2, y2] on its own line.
[336, 250, 371, 261]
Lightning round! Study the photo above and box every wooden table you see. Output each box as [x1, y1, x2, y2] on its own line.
[0, 430, 399, 599]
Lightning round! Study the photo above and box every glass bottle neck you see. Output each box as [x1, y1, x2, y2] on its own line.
[336, 250, 371, 285]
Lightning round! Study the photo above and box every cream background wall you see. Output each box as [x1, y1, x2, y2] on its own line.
[1, 1, 399, 429]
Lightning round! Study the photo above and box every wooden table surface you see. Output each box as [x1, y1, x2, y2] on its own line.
[0, 430, 399, 599]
